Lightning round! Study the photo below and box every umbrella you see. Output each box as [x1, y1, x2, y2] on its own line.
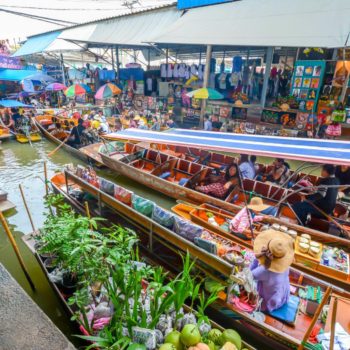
[64, 84, 91, 97]
[95, 83, 122, 100]
[186, 88, 224, 100]
[45, 83, 67, 92]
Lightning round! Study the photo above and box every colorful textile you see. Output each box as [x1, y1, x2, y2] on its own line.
[132, 195, 155, 217]
[196, 182, 229, 199]
[152, 206, 175, 229]
[173, 216, 202, 242]
[229, 207, 263, 233]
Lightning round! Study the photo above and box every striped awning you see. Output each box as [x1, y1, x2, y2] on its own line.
[104, 129, 350, 166]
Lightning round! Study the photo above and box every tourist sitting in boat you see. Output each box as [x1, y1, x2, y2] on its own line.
[195, 163, 240, 199]
[292, 164, 339, 225]
[150, 116, 160, 131]
[166, 118, 178, 129]
[92, 115, 101, 130]
[49, 123, 65, 139]
[98, 118, 110, 134]
[138, 119, 148, 130]
[259, 158, 290, 185]
[66, 118, 85, 148]
[229, 197, 276, 237]
[238, 154, 256, 179]
[251, 229, 294, 312]
[335, 165, 350, 197]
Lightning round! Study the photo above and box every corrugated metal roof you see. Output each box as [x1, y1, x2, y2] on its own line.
[23, 3, 177, 40]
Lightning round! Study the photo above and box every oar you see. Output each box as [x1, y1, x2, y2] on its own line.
[19, 184, 36, 232]
[47, 135, 69, 157]
[0, 211, 36, 291]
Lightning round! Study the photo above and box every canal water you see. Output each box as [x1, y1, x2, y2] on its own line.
[0, 138, 315, 346]
[0, 139, 174, 345]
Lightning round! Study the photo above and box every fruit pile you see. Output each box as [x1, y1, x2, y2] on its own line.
[157, 325, 246, 350]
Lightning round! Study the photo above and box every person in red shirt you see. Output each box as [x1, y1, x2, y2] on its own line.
[195, 163, 240, 199]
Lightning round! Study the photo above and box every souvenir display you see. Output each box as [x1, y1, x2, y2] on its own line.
[291, 60, 326, 112]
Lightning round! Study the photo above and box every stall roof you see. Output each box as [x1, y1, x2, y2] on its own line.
[0, 100, 33, 108]
[104, 129, 350, 166]
[150, 0, 350, 48]
[0, 69, 38, 81]
[59, 5, 181, 47]
[12, 32, 61, 57]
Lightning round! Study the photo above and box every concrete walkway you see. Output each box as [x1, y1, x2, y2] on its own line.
[0, 263, 75, 350]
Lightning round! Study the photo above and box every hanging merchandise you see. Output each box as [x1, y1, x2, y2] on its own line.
[210, 58, 216, 73]
[291, 60, 326, 112]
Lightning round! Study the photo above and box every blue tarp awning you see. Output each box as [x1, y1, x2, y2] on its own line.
[0, 69, 38, 81]
[104, 129, 350, 166]
[0, 100, 33, 108]
[12, 31, 61, 57]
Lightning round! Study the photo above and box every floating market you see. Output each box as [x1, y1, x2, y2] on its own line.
[1, 1, 350, 350]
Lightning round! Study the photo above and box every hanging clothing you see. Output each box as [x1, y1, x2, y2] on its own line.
[190, 64, 198, 77]
[167, 64, 173, 78]
[232, 56, 243, 73]
[160, 64, 167, 78]
[218, 73, 227, 90]
[173, 64, 179, 78]
[146, 78, 153, 92]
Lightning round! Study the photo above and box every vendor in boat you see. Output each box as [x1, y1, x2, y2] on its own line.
[195, 163, 240, 199]
[251, 229, 294, 312]
[11, 108, 24, 129]
[67, 118, 85, 148]
[50, 123, 65, 139]
[335, 165, 350, 197]
[292, 164, 339, 225]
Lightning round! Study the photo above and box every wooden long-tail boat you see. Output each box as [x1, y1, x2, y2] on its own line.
[34, 114, 98, 163]
[22, 203, 256, 350]
[0, 125, 12, 141]
[172, 202, 350, 291]
[98, 143, 350, 244]
[49, 168, 350, 350]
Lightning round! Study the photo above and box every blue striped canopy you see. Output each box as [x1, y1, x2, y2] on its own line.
[104, 128, 350, 166]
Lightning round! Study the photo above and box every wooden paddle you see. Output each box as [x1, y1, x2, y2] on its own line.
[48, 136, 69, 157]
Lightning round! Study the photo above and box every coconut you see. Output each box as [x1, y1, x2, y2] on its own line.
[155, 329, 164, 345]
[299, 243, 309, 254]
[198, 320, 212, 335]
[300, 233, 311, 241]
[182, 313, 197, 326]
[157, 314, 173, 334]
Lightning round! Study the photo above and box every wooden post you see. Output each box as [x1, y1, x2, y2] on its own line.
[298, 286, 332, 350]
[329, 297, 338, 350]
[19, 184, 36, 232]
[43, 161, 49, 196]
[0, 211, 35, 291]
[260, 46, 274, 108]
[147, 49, 151, 71]
[111, 46, 115, 71]
[200, 44, 213, 129]
[84, 201, 93, 230]
[115, 46, 120, 78]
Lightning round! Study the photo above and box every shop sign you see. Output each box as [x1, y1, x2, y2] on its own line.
[177, 0, 233, 10]
[0, 55, 22, 69]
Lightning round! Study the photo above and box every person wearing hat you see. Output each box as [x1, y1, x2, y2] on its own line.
[251, 229, 294, 312]
[229, 197, 269, 236]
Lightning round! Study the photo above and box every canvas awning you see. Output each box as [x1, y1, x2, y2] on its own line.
[0, 100, 33, 108]
[150, 0, 350, 48]
[12, 32, 61, 57]
[59, 6, 181, 48]
[0, 69, 38, 81]
[104, 129, 350, 166]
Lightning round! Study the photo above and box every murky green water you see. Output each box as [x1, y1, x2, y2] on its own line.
[0, 138, 174, 345]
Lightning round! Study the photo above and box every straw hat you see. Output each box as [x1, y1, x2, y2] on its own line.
[254, 229, 294, 273]
[247, 197, 270, 212]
